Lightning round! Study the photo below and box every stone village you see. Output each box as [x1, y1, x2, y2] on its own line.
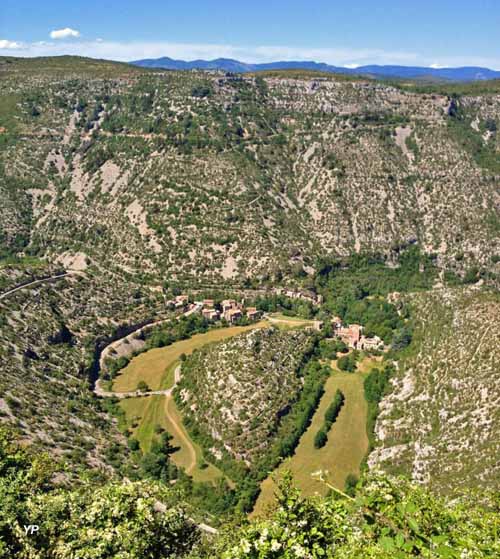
[166, 291, 384, 351]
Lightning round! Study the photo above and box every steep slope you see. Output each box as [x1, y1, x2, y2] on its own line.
[369, 287, 500, 493]
[175, 327, 315, 464]
[0, 261, 168, 474]
[0, 57, 499, 494]
[0, 57, 498, 285]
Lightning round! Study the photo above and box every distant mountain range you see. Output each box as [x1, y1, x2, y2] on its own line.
[130, 57, 500, 82]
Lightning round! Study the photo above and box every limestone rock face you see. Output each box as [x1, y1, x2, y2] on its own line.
[1, 60, 498, 283]
[369, 287, 500, 493]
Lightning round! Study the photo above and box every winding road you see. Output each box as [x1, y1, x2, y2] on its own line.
[94, 365, 181, 399]
[2, 272, 218, 533]
[164, 389, 197, 476]
[98, 303, 202, 372]
[0, 271, 81, 301]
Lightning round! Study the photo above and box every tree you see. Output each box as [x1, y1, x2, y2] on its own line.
[140, 432, 176, 482]
[391, 327, 413, 350]
[345, 473, 359, 496]
[337, 354, 356, 372]
[319, 339, 347, 359]
[314, 429, 328, 449]
[485, 118, 497, 132]
[127, 438, 140, 451]
[136, 380, 150, 392]
[324, 390, 344, 426]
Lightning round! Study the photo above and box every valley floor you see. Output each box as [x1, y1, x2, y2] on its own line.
[110, 317, 380, 510]
[252, 356, 380, 516]
[113, 321, 269, 392]
[120, 393, 225, 483]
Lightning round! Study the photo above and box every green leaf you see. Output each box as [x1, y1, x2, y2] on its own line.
[408, 518, 421, 534]
[380, 536, 395, 551]
[436, 545, 459, 558]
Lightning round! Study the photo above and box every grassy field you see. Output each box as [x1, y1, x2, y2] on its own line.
[120, 394, 226, 484]
[252, 357, 380, 517]
[267, 313, 315, 329]
[0, 93, 21, 130]
[113, 321, 269, 392]
[120, 395, 165, 452]
[162, 360, 179, 390]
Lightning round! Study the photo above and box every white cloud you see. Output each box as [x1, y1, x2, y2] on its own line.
[0, 39, 499, 71]
[430, 63, 446, 69]
[0, 39, 422, 66]
[344, 63, 360, 69]
[50, 28, 80, 40]
[0, 39, 23, 49]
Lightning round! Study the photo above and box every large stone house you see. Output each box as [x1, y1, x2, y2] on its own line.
[337, 324, 362, 348]
[202, 308, 220, 321]
[222, 299, 238, 313]
[246, 307, 262, 321]
[224, 308, 242, 323]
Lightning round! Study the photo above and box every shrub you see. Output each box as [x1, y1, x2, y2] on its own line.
[314, 428, 328, 449]
[337, 354, 357, 372]
[136, 380, 150, 392]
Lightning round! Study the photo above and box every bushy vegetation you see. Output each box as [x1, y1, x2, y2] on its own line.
[211, 473, 499, 558]
[139, 430, 178, 481]
[314, 389, 345, 449]
[318, 337, 348, 359]
[268, 360, 331, 462]
[314, 248, 436, 343]
[337, 351, 360, 372]
[2, 428, 498, 558]
[447, 96, 500, 174]
[176, 336, 331, 513]
[364, 366, 392, 450]
[146, 314, 210, 349]
[315, 247, 437, 299]
[0, 428, 198, 558]
[313, 428, 328, 449]
[255, 294, 318, 319]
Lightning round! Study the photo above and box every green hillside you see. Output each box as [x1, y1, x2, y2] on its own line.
[0, 55, 498, 557]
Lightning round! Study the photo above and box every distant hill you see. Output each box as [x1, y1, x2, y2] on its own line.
[130, 56, 500, 82]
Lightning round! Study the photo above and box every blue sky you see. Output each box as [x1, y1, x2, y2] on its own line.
[1, 0, 499, 68]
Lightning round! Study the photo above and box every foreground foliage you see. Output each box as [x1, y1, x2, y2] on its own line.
[0, 429, 198, 558]
[212, 474, 499, 559]
[1, 428, 498, 558]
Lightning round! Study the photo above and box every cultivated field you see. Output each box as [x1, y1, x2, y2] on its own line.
[120, 394, 226, 484]
[113, 321, 269, 392]
[252, 357, 379, 516]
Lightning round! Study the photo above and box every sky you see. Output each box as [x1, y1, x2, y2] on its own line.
[1, 0, 499, 69]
